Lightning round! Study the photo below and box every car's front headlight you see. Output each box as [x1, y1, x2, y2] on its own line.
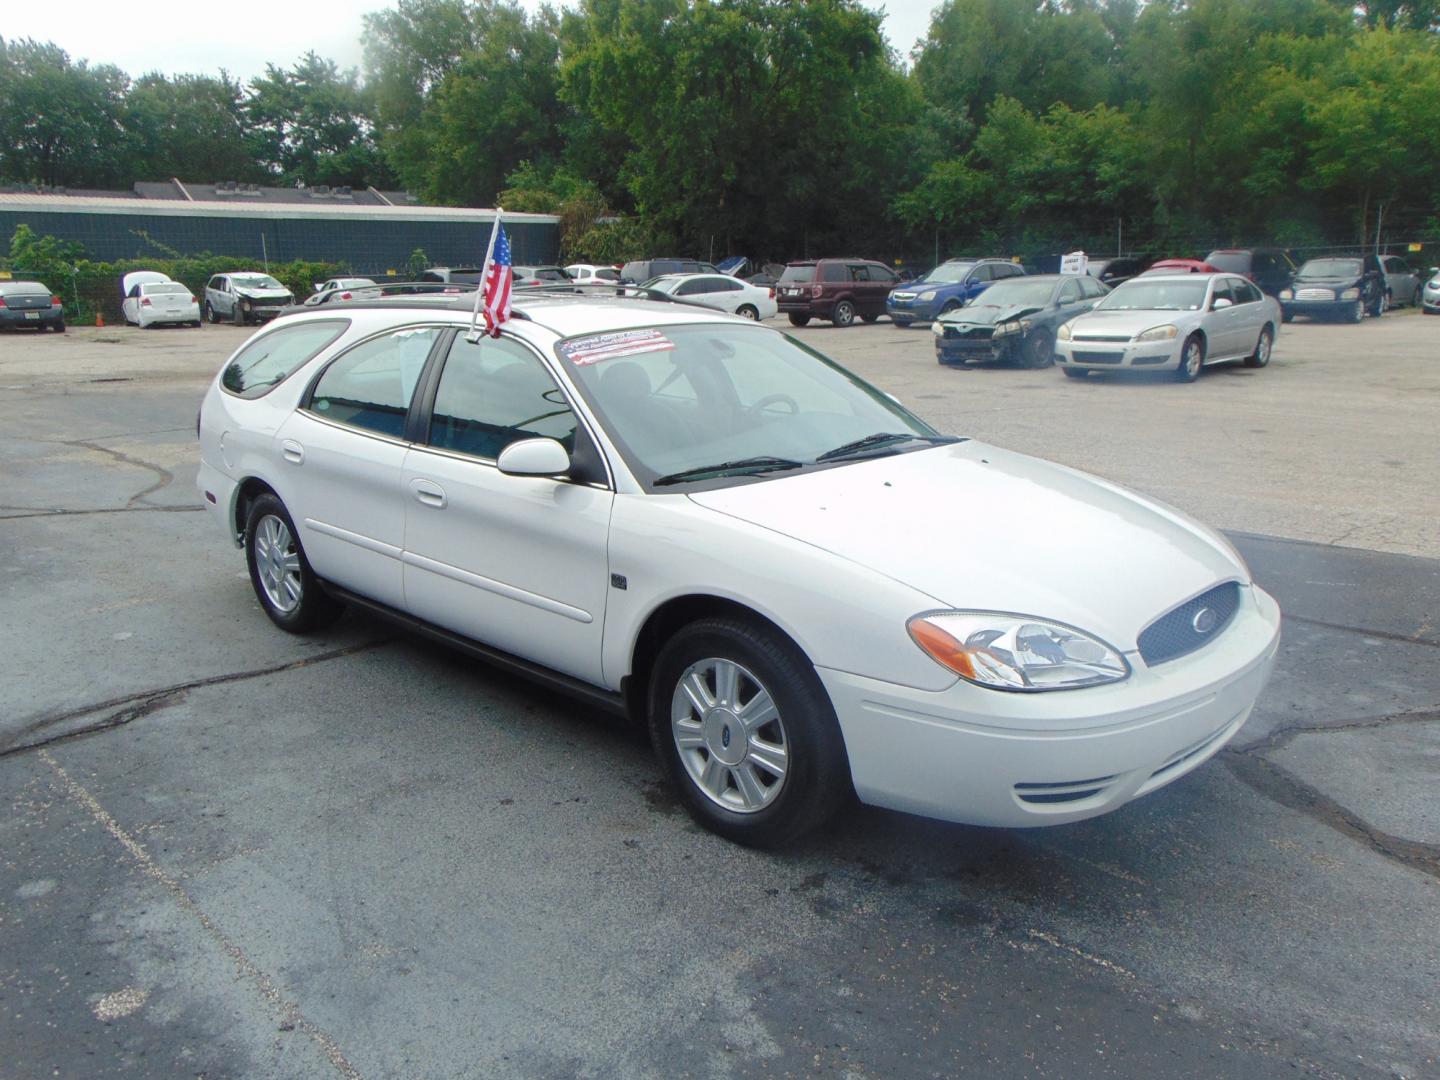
[1056, 322, 1073, 341]
[907, 612, 1130, 692]
[1279, 288, 1293, 299]
[995, 319, 1031, 336]
[918, 290, 937, 300]
[1340, 288, 1359, 300]
[1135, 324, 1178, 342]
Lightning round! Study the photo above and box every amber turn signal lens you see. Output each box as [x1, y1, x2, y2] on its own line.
[907, 617, 977, 679]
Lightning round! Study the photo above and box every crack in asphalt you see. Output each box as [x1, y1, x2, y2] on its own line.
[67, 438, 176, 506]
[1283, 613, 1440, 648]
[0, 504, 203, 520]
[1223, 707, 1440, 881]
[1222, 749, 1440, 882]
[38, 750, 365, 1079]
[0, 640, 390, 759]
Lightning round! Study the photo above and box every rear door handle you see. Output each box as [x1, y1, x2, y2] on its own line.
[280, 439, 304, 465]
[411, 478, 447, 509]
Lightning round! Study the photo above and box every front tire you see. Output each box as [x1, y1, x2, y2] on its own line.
[648, 617, 850, 848]
[1175, 334, 1204, 382]
[831, 300, 856, 327]
[787, 313, 811, 327]
[861, 313, 879, 323]
[1347, 300, 1363, 324]
[244, 493, 344, 633]
[1062, 366, 1088, 379]
[1022, 330, 1055, 368]
[1244, 325, 1273, 368]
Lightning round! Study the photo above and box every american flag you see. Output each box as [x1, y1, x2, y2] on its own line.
[482, 223, 513, 337]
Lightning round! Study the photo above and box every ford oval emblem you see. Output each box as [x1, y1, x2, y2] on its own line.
[1192, 607, 1218, 634]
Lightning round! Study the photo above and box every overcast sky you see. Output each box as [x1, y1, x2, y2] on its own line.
[4, 0, 941, 81]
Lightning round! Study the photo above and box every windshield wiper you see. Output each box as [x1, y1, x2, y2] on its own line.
[814, 432, 961, 463]
[652, 456, 805, 486]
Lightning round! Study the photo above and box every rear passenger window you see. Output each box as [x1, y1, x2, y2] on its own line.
[1059, 279, 1082, 303]
[222, 320, 349, 399]
[428, 336, 577, 459]
[821, 263, 848, 283]
[308, 327, 440, 437]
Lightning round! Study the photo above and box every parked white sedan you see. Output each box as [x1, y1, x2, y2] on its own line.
[642, 273, 778, 320]
[1055, 273, 1280, 381]
[125, 281, 202, 328]
[198, 294, 1280, 846]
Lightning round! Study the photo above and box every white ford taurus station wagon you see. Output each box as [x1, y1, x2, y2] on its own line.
[198, 292, 1281, 846]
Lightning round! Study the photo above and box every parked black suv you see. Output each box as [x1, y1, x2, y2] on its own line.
[1204, 248, 1297, 298]
[619, 257, 719, 284]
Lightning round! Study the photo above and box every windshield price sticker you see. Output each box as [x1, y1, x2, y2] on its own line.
[562, 329, 675, 365]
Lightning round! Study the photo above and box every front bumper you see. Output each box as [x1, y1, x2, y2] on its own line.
[1281, 297, 1359, 319]
[819, 584, 1281, 828]
[1421, 287, 1439, 312]
[1055, 336, 1178, 370]
[887, 296, 942, 323]
[935, 328, 1024, 365]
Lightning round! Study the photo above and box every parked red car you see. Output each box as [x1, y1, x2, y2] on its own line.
[1139, 258, 1223, 275]
[775, 257, 901, 327]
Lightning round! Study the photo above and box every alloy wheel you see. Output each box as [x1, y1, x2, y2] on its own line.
[671, 657, 789, 813]
[253, 514, 303, 613]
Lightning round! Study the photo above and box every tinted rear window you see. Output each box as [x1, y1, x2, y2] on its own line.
[780, 265, 816, 283]
[2, 283, 50, 296]
[144, 283, 189, 295]
[221, 320, 349, 399]
[1205, 252, 1251, 273]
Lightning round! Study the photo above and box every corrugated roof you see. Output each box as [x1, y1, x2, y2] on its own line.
[0, 192, 558, 224]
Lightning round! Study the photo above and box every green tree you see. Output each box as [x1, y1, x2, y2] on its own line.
[245, 52, 388, 187]
[0, 38, 129, 187]
[122, 72, 261, 183]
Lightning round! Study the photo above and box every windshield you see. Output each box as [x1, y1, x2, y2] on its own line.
[557, 324, 944, 488]
[1299, 258, 1361, 277]
[1097, 280, 1208, 311]
[779, 265, 816, 283]
[918, 263, 975, 285]
[969, 280, 1057, 307]
[232, 274, 284, 290]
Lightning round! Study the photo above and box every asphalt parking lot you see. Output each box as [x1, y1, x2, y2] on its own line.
[2, 310, 1437, 1079]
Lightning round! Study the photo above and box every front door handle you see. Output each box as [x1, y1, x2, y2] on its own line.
[411, 478, 447, 509]
[280, 439, 304, 465]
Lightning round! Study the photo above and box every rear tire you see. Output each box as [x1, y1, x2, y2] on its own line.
[1371, 292, 1387, 318]
[831, 300, 856, 327]
[1244, 325, 1273, 368]
[787, 313, 811, 327]
[244, 493, 345, 633]
[54, 320, 65, 333]
[648, 616, 850, 848]
[736, 304, 759, 320]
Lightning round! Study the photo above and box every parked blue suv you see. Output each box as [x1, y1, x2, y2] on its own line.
[886, 258, 1026, 326]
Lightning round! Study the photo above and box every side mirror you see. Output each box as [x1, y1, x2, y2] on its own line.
[1212, 297, 1233, 310]
[497, 437, 571, 478]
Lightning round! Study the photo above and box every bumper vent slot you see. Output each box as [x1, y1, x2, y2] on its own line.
[1149, 723, 1232, 781]
[1014, 775, 1119, 805]
[1138, 582, 1241, 667]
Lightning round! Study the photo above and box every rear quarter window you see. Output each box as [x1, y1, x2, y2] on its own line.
[221, 320, 350, 399]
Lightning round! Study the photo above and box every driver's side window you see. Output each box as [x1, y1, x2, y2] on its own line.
[428, 336, 577, 460]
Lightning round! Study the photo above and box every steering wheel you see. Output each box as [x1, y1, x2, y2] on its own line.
[746, 393, 799, 417]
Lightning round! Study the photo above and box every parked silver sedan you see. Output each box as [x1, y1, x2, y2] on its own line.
[1055, 274, 1280, 383]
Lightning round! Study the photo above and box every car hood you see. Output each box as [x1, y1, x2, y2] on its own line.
[236, 288, 293, 301]
[940, 302, 1045, 327]
[687, 442, 1245, 650]
[1068, 309, 1195, 337]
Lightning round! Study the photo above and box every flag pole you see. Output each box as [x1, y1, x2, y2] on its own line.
[466, 208, 504, 343]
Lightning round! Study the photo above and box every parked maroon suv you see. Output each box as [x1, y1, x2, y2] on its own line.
[775, 258, 900, 327]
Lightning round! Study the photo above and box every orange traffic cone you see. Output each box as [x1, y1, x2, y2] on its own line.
[95, 311, 105, 327]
